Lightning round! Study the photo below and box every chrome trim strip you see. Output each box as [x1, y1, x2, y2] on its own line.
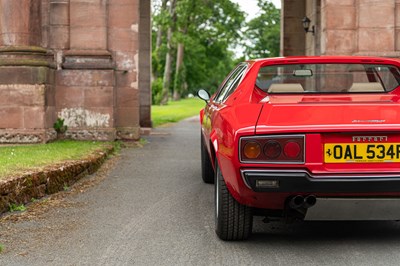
[241, 169, 400, 180]
[239, 134, 306, 164]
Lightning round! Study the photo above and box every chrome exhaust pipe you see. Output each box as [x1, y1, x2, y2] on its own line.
[289, 195, 305, 209]
[304, 195, 317, 209]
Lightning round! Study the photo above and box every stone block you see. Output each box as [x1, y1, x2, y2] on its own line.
[0, 107, 23, 128]
[50, 1, 69, 25]
[396, 29, 400, 51]
[323, 5, 355, 30]
[116, 127, 140, 140]
[8, 84, 46, 107]
[115, 107, 140, 127]
[114, 51, 138, 71]
[140, 105, 152, 128]
[84, 86, 114, 108]
[359, 4, 395, 28]
[70, 1, 106, 27]
[108, 28, 139, 51]
[116, 86, 139, 108]
[55, 86, 84, 108]
[56, 70, 114, 87]
[45, 85, 56, 107]
[108, 3, 139, 28]
[70, 26, 107, 50]
[358, 28, 394, 52]
[0, 67, 50, 84]
[115, 71, 137, 87]
[323, 29, 356, 54]
[24, 107, 45, 129]
[49, 26, 70, 49]
[58, 107, 114, 128]
[322, 0, 354, 8]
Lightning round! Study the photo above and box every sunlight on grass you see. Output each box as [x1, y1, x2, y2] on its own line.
[0, 140, 112, 180]
[151, 98, 205, 127]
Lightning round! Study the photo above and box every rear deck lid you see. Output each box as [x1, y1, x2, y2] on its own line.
[256, 94, 400, 133]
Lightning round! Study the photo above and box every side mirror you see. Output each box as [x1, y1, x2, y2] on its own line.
[197, 89, 210, 102]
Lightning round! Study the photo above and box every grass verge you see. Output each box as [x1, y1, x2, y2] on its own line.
[151, 98, 205, 127]
[0, 140, 115, 180]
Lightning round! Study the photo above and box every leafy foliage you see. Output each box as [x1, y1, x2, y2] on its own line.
[152, 0, 245, 98]
[152, 0, 280, 101]
[53, 118, 68, 134]
[244, 1, 281, 59]
[9, 203, 26, 212]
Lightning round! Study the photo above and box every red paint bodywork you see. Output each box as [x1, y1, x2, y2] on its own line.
[200, 56, 400, 210]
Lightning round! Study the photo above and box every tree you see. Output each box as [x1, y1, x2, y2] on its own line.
[161, 0, 177, 105]
[244, 0, 280, 59]
[152, 0, 245, 103]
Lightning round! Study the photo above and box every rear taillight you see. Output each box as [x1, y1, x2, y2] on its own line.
[240, 135, 304, 163]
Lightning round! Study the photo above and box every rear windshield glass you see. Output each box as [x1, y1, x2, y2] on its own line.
[256, 64, 400, 93]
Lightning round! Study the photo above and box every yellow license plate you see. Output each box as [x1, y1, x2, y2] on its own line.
[324, 143, 400, 163]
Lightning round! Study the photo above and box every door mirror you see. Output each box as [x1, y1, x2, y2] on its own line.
[197, 89, 210, 102]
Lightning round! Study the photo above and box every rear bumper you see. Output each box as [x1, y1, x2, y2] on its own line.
[241, 169, 400, 193]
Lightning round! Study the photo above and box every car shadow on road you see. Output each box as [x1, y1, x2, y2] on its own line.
[250, 218, 400, 243]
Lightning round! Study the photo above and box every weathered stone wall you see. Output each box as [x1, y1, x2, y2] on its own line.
[0, 0, 151, 143]
[282, 0, 400, 58]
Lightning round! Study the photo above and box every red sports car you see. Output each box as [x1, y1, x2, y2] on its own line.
[198, 56, 400, 240]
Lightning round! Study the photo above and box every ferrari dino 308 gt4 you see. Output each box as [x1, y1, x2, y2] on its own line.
[198, 56, 400, 240]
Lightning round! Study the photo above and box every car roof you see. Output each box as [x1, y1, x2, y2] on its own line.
[246, 56, 400, 65]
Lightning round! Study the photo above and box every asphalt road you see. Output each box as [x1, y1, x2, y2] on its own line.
[2, 117, 400, 265]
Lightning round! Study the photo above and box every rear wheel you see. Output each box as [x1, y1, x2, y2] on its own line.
[215, 161, 252, 240]
[201, 134, 214, 184]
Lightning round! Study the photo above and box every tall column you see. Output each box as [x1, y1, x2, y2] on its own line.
[0, 0, 56, 143]
[55, 0, 116, 141]
[108, 0, 141, 140]
[282, 0, 306, 56]
[0, 0, 41, 46]
[139, 0, 152, 128]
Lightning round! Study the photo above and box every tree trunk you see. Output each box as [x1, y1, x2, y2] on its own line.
[160, 0, 177, 105]
[173, 42, 185, 101]
[155, 0, 168, 51]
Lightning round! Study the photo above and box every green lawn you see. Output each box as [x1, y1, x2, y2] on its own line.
[0, 140, 114, 179]
[151, 98, 205, 127]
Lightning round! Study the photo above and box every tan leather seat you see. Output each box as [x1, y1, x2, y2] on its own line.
[268, 83, 304, 93]
[349, 82, 385, 92]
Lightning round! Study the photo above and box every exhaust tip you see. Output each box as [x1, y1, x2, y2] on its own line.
[304, 195, 317, 208]
[289, 195, 304, 209]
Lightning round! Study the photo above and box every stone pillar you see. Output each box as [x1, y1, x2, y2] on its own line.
[139, 0, 152, 128]
[55, 0, 116, 140]
[304, 0, 321, 55]
[108, 0, 141, 140]
[0, 0, 41, 46]
[0, 0, 56, 143]
[396, 0, 400, 52]
[282, 0, 306, 56]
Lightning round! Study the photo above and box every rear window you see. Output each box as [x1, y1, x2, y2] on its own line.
[256, 64, 400, 94]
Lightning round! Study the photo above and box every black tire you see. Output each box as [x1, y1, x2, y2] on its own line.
[201, 134, 214, 184]
[215, 161, 252, 240]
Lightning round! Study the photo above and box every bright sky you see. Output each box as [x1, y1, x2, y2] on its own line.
[231, 0, 281, 21]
